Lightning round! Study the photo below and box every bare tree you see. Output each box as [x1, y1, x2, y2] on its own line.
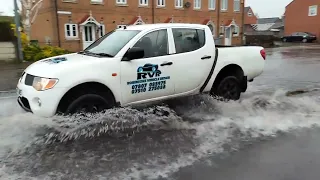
[20, 0, 44, 40]
[255, 13, 259, 18]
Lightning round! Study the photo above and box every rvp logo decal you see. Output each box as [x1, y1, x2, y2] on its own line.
[137, 63, 162, 80]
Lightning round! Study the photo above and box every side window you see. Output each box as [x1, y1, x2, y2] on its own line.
[172, 28, 206, 54]
[132, 29, 168, 58]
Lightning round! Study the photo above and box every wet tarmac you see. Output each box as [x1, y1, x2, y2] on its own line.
[0, 45, 320, 180]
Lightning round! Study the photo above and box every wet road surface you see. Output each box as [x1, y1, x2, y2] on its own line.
[0, 45, 320, 180]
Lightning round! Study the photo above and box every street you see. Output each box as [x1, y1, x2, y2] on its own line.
[0, 45, 320, 180]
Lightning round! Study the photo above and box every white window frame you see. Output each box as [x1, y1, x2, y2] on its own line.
[139, 0, 148, 6]
[98, 25, 105, 38]
[64, 23, 78, 39]
[157, 0, 165, 7]
[91, 0, 103, 4]
[233, 25, 239, 37]
[248, 11, 252, 16]
[221, 0, 227, 11]
[308, 5, 318, 16]
[233, 0, 240, 12]
[62, 0, 77, 2]
[194, 0, 201, 9]
[208, 0, 215, 10]
[116, 0, 127, 5]
[175, 0, 183, 8]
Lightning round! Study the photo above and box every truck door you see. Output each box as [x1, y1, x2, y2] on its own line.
[169, 27, 215, 94]
[120, 28, 175, 105]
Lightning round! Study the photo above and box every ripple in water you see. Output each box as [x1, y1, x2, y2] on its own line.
[0, 89, 319, 180]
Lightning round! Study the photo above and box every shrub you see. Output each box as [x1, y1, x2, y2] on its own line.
[23, 44, 71, 61]
[10, 24, 28, 48]
[11, 23, 71, 61]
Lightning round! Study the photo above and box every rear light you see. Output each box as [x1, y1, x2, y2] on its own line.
[260, 49, 266, 60]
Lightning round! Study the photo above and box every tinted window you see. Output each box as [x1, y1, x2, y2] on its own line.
[85, 29, 140, 57]
[172, 28, 205, 54]
[132, 29, 168, 58]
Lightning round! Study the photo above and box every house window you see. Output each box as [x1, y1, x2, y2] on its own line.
[139, 0, 148, 6]
[221, 0, 227, 10]
[175, 0, 183, 8]
[116, 0, 126, 4]
[98, 25, 105, 38]
[209, 0, 215, 10]
[248, 11, 252, 16]
[233, 25, 239, 36]
[91, 0, 103, 4]
[64, 23, 78, 38]
[194, 0, 201, 9]
[308, 5, 318, 16]
[157, 0, 165, 6]
[234, 0, 240, 11]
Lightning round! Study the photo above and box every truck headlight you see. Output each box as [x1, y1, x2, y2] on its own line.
[32, 77, 59, 91]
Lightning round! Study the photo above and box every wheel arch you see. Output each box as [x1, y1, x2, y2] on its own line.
[211, 64, 246, 93]
[56, 81, 118, 114]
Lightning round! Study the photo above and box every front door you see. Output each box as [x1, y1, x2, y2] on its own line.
[120, 28, 175, 105]
[224, 27, 232, 45]
[82, 24, 96, 50]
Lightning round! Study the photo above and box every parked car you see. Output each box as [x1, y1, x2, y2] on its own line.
[281, 32, 317, 43]
[16, 23, 266, 117]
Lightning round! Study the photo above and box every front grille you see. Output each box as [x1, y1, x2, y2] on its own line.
[25, 74, 35, 86]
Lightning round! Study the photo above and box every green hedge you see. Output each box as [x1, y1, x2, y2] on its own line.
[23, 44, 72, 61]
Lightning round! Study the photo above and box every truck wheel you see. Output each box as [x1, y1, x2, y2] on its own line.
[213, 76, 241, 101]
[64, 92, 114, 115]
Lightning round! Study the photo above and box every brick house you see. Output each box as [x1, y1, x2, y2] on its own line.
[244, 6, 257, 24]
[243, 6, 257, 35]
[31, 0, 246, 52]
[284, 0, 320, 39]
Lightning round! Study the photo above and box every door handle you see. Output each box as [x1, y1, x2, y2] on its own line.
[201, 55, 212, 60]
[160, 61, 173, 66]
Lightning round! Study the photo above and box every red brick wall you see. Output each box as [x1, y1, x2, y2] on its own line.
[244, 7, 257, 24]
[285, 0, 320, 38]
[31, 0, 245, 51]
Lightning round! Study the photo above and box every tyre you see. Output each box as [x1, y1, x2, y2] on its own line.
[302, 38, 307, 43]
[64, 91, 115, 115]
[212, 76, 241, 101]
[282, 38, 287, 42]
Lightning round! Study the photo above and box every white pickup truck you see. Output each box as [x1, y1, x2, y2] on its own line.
[16, 23, 266, 117]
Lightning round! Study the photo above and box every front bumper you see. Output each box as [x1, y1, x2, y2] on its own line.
[17, 96, 32, 112]
[16, 81, 67, 117]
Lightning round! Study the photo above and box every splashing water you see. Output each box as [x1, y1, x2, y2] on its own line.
[0, 89, 319, 180]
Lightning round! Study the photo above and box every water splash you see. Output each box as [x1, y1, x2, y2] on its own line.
[0, 89, 319, 180]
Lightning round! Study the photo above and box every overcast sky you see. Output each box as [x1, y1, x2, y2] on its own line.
[2, 0, 293, 18]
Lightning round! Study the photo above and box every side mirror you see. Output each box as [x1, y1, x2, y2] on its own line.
[122, 47, 144, 61]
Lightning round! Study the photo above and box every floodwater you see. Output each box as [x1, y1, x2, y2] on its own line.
[0, 45, 320, 180]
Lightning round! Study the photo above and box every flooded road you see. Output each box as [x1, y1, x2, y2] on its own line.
[0, 45, 320, 180]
